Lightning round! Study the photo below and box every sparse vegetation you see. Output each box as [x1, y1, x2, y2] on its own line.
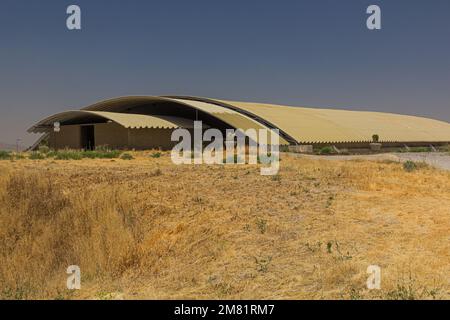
[254, 256, 272, 273]
[150, 152, 162, 158]
[403, 160, 417, 172]
[403, 160, 428, 172]
[81, 150, 122, 159]
[120, 153, 134, 160]
[0, 150, 12, 160]
[255, 218, 267, 234]
[317, 146, 334, 155]
[0, 153, 449, 299]
[29, 152, 46, 160]
[38, 145, 51, 154]
[399, 146, 431, 153]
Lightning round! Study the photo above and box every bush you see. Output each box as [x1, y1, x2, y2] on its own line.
[29, 152, 46, 160]
[402, 161, 428, 172]
[409, 147, 431, 153]
[150, 152, 162, 158]
[45, 150, 122, 160]
[13, 153, 26, 160]
[95, 145, 111, 152]
[318, 146, 334, 155]
[403, 161, 416, 172]
[372, 134, 379, 143]
[38, 146, 50, 154]
[120, 153, 134, 160]
[0, 150, 12, 160]
[54, 150, 83, 160]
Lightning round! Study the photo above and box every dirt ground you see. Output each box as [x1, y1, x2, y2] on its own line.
[0, 152, 449, 299]
[290, 152, 450, 171]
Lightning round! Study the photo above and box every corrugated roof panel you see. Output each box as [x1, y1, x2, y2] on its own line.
[165, 98, 289, 145]
[28, 111, 193, 133]
[218, 100, 450, 143]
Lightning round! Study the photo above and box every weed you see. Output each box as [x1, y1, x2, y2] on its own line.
[150, 152, 162, 158]
[384, 272, 441, 300]
[318, 146, 334, 155]
[38, 146, 51, 154]
[327, 241, 333, 253]
[403, 160, 428, 172]
[54, 150, 83, 160]
[29, 152, 46, 160]
[305, 241, 322, 253]
[0, 150, 12, 160]
[254, 256, 272, 273]
[270, 174, 281, 182]
[120, 153, 134, 160]
[255, 218, 267, 234]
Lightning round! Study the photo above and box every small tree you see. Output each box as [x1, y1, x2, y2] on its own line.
[372, 134, 380, 143]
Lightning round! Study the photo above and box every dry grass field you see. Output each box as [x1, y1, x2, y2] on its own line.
[0, 152, 449, 300]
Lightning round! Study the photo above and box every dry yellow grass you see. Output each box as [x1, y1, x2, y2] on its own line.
[0, 152, 449, 300]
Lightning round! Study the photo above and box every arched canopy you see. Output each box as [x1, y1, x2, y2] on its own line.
[79, 96, 288, 144]
[28, 110, 196, 133]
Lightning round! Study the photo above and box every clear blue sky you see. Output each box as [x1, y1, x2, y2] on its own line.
[1, 0, 449, 146]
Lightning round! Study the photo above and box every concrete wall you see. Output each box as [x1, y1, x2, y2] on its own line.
[49, 125, 81, 149]
[94, 122, 129, 149]
[129, 128, 177, 150]
[49, 123, 179, 150]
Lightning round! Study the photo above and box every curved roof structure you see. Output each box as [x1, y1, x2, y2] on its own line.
[77, 96, 288, 144]
[29, 95, 450, 145]
[166, 96, 450, 144]
[220, 100, 450, 143]
[28, 110, 195, 133]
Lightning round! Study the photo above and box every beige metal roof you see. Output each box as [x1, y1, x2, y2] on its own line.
[215, 99, 450, 143]
[28, 111, 194, 133]
[80, 96, 289, 145]
[29, 95, 450, 144]
[165, 98, 288, 145]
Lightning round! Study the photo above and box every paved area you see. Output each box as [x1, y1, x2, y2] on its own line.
[287, 152, 450, 171]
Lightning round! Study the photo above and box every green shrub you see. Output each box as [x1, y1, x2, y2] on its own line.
[13, 153, 26, 160]
[54, 150, 83, 160]
[120, 153, 134, 160]
[409, 147, 431, 153]
[38, 146, 50, 154]
[95, 145, 111, 152]
[0, 151, 12, 160]
[403, 161, 416, 172]
[150, 152, 162, 158]
[318, 146, 334, 155]
[29, 152, 46, 160]
[46, 149, 121, 160]
[80, 151, 97, 159]
[255, 218, 267, 234]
